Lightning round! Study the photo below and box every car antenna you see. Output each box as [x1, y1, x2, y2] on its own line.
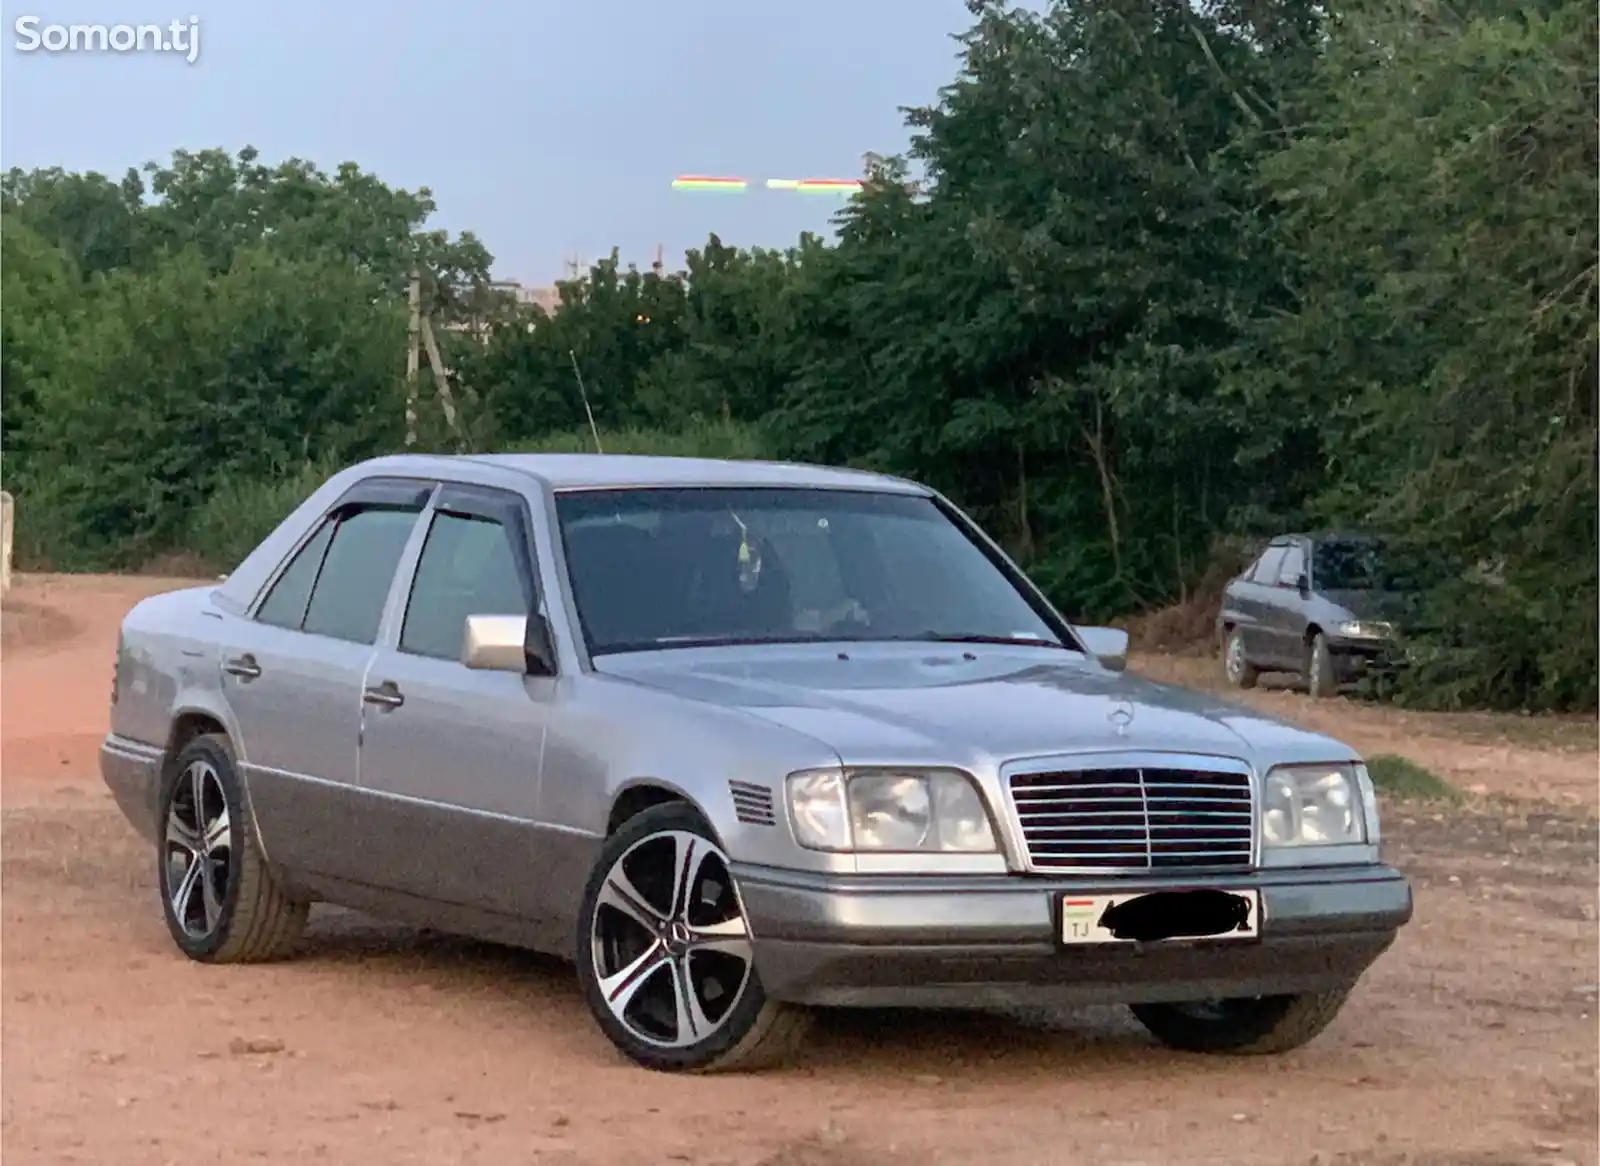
[568, 349, 604, 454]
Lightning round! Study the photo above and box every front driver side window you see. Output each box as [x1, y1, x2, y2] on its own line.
[399, 511, 530, 661]
[1276, 545, 1306, 587]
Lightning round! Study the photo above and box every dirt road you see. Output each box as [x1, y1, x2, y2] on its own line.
[3, 574, 1596, 1166]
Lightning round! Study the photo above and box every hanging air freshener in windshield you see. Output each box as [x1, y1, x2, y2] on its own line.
[731, 512, 762, 593]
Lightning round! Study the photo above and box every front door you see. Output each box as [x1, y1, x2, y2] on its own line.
[1262, 540, 1309, 667]
[355, 483, 556, 921]
[1235, 543, 1287, 661]
[221, 481, 431, 882]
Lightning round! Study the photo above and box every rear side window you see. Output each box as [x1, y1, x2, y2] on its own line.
[256, 520, 336, 630]
[1249, 546, 1287, 583]
[400, 511, 530, 660]
[301, 507, 421, 644]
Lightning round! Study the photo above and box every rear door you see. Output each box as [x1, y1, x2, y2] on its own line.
[220, 477, 433, 882]
[355, 483, 559, 918]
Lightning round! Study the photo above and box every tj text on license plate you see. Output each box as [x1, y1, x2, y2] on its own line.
[1057, 887, 1261, 945]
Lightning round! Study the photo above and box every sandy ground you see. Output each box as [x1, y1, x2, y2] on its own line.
[2, 573, 1596, 1166]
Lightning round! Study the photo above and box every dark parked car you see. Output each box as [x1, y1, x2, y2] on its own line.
[1217, 534, 1408, 698]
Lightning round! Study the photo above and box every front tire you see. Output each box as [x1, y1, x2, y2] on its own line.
[1130, 987, 1352, 1055]
[575, 802, 810, 1073]
[158, 733, 308, 963]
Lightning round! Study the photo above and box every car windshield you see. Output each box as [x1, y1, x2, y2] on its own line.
[554, 487, 1067, 655]
[1313, 539, 1393, 590]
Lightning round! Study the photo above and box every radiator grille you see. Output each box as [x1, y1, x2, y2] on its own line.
[1008, 765, 1254, 872]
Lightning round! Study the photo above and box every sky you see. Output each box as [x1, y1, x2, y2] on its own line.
[1, 0, 981, 283]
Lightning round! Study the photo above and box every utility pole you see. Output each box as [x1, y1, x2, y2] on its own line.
[419, 312, 463, 441]
[405, 267, 421, 448]
[402, 265, 471, 451]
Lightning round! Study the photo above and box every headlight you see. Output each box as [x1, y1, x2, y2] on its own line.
[1334, 619, 1392, 639]
[1261, 763, 1368, 847]
[786, 768, 998, 853]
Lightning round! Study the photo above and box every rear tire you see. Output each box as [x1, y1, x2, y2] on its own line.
[1304, 632, 1338, 699]
[1222, 627, 1259, 689]
[1130, 987, 1352, 1055]
[158, 733, 308, 963]
[575, 802, 811, 1073]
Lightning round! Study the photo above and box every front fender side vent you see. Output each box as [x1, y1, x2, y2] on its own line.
[729, 780, 776, 827]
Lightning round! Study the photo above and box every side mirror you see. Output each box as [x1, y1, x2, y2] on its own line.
[463, 613, 559, 676]
[463, 615, 529, 672]
[1075, 625, 1129, 673]
[522, 611, 558, 677]
[1295, 574, 1311, 597]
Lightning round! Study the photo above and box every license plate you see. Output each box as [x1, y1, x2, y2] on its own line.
[1058, 888, 1261, 945]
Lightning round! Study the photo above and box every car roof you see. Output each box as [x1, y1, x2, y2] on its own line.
[1270, 530, 1379, 545]
[362, 452, 930, 494]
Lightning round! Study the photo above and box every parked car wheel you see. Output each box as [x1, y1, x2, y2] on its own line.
[158, 733, 309, 963]
[576, 802, 811, 1073]
[1129, 987, 1352, 1055]
[1304, 632, 1338, 698]
[1222, 627, 1259, 689]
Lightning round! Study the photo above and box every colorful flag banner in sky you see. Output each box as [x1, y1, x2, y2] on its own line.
[670, 175, 748, 192]
[673, 175, 861, 194]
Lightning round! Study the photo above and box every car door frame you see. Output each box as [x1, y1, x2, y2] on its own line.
[1262, 537, 1312, 667]
[348, 479, 562, 917]
[1233, 540, 1289, 663]
[225, 474, 439, 888]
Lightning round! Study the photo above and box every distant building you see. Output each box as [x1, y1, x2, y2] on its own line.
[490, 280, 562, 314]
[446, 279, 562, 340]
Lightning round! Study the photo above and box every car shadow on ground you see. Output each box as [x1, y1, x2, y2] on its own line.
[289, 908, 1229, 1075]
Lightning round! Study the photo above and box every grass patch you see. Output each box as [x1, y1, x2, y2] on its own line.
[1365, 753, 1461, 801]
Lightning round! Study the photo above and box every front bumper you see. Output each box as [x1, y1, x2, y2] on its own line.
[734, 863, 1412, 1008]
[1327, 637, 1386, 680]
[100, 733, 164, 842]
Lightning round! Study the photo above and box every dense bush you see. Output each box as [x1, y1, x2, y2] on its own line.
[182, 459, 342, 577]
[2, 0, 1593, 710]
[509, 420, 765, 461]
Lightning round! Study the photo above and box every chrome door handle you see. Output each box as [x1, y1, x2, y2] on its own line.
[363, 681, 404, 710]
[223, 654, 261, 680]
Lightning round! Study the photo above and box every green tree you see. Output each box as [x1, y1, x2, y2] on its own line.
[0, 217, 88, 481]
[21, 246, 405, 568]
[773, 0, 1287, 615]
[1, 166, 148, 275]
[1255, 0, 1597, 708]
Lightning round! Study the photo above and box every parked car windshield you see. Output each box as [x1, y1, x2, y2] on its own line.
[1313, 538, 1394, 590]
[554, 487, 1066, 654]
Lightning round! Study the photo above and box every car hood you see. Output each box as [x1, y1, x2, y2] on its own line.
[598, 646, 1354, 770]
[1321, 588, 1416, 623]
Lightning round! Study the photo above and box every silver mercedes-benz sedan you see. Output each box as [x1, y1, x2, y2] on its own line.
[101, 453, 1412, 1072]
